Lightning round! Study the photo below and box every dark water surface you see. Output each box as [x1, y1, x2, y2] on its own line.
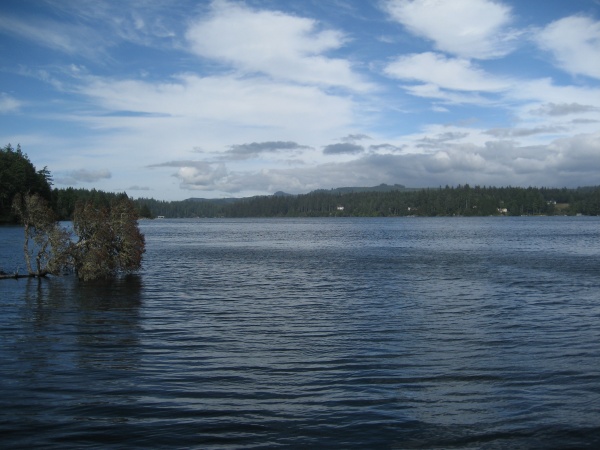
[1, 217, 599, 449]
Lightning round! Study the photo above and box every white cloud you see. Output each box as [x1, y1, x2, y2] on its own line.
[549, 132, 600, 173]
[535, 15, 600, 79]
[508, 79, 600, 131]
[177, 163, 230, 190]
[0, 93, 20, 113]
[384, 52, 511, 91]
[383, 0, 518, 59]
[185, 0, 372, 91]
[77, 73, 355, 133]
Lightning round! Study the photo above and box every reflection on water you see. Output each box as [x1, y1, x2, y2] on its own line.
[2, 275, 144, 448]
[1, 217, 600, 449]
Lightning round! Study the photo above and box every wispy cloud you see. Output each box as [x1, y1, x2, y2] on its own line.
[56, 168, 112, 184]
[77, 73, 355, 132]
[416, 131, 469, 148]
[0, 93, 20, 113]
[0, 13, 108, 60]
[147, 160, 210, 169]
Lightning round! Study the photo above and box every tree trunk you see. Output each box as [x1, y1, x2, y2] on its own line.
[22, 223, 33, 274]
[0, 271, 48, 280]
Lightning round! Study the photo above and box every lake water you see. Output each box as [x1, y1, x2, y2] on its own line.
[1, 217, 599, 449]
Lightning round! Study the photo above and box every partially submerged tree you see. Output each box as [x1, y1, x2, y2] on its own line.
[72, 196, 145, 281]
[8, 193, 145, 281]
[12, 193, 72, 277]
[2, 144, 145, 281]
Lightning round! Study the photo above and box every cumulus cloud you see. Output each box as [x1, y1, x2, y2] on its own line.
[176, 163, 230, 190]
[535, 15, 600, 79]
[547, 132, 600, 173]
[323, 143, 365, 155]
[138, 132, 600, 194]
[147, 160, 234, 191]
[531, 102, 599, 116]
[384, 52, 512, 92]
[127, 185, 151, 191]
[225, 141, 310, 160]
[186, 0, 372, 91]
[383, 0, 519, 59]
[339, 133, 600, 188]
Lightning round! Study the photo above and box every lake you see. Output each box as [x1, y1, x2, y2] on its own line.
[1, 217, 599, 449]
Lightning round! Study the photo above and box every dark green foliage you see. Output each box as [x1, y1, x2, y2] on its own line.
[127, 185, 600, 218]
[138, 203, 153, 219]
[0, 144, 52, 222]
[52, 187, 125, 220]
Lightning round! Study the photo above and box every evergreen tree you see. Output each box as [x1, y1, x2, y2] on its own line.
[0, 144, 52, 222]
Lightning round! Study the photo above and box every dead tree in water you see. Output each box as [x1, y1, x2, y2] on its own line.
[11, 193, 71, 278]
[5, 194, 145, 281]
[71, 196, 145, 281]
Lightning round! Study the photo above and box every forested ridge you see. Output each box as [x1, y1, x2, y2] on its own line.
[134, 185, 600, 218]
[2, 144, 599, 222]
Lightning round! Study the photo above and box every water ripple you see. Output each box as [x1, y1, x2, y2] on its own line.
[1, 217, 600, 448]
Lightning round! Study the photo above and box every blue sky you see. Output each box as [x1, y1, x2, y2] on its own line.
[1, 0, 599, 200]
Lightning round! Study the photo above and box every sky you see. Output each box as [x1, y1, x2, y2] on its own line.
[1, 0, 599, 200]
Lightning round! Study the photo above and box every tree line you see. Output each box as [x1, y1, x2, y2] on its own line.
[130, 185, 600, 218]
[4, 143, 598, 222]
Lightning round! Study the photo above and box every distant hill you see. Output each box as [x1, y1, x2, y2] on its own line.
[187, 184, 413, 203]
[310, 183, 414, 195]
[186, 197, 241, 204]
